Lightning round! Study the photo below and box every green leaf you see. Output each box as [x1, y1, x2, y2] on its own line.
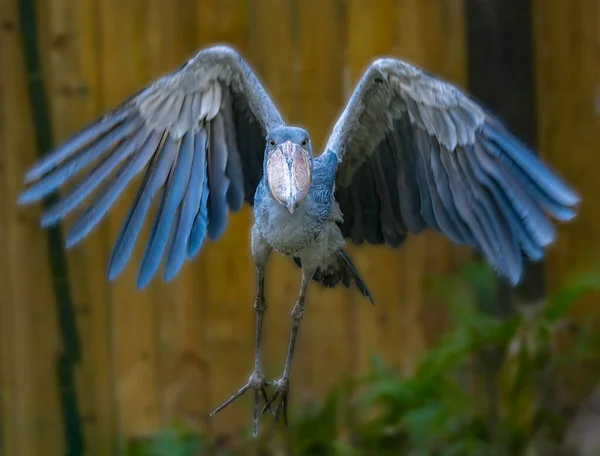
[544, 271, 600, 322]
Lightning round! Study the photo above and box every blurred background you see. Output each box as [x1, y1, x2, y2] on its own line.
[2, 0, 600, 455]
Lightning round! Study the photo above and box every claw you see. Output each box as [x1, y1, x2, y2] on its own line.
[210, 371, 272, 436]
[261, 377, 289, 426]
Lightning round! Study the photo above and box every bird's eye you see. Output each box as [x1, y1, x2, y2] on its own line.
[268, 139, 276, 147]
[301, 139, 308, 147]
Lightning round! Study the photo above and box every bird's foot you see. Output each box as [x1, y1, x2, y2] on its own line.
[210, 370, 273, 437]
[261, 376, 290, 426]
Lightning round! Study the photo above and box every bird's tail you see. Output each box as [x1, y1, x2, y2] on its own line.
[292, 249, 374, 304]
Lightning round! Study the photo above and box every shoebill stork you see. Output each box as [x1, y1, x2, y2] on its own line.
[19, 45, 579, 435]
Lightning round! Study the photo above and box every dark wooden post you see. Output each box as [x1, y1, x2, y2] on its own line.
[465, 0, 546, 312]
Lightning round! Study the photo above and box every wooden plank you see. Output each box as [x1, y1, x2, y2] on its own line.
[39, 0, 118, 453]
[95, 0, 161, 441]
[1, 0, 64, 454]
[533, 0, 600, 307]
[296, 0, 353, 399]
[0, 6, 22, 456]
[0, 12, 8, 452]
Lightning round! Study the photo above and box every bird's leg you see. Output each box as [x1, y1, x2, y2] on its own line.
[210, 230, 272, 436]
[262, 265, 314, 425]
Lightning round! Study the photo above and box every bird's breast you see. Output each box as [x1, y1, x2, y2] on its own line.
[255, 201, 322, 255]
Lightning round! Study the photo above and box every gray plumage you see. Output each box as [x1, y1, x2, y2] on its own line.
[18, 45, 579, 435]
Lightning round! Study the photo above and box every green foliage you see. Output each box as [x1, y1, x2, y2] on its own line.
[124, 424, 210, 456]
[125, 262, 600, 456]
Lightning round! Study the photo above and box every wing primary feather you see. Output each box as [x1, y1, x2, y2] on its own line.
[456, 148, 522, 284]
[41, 125, 150, 228]
[19, 116, 143, 205]
[466, 144, 543, 261]
[429, 141, 476, 246]
[439, 147, 496, 263]
[419, 141, 464, 244]
[484, 137, 577, 221]
[166, 205, 183, 276]
[138, 133, 195, 288]
[206, 116, 230, 240]
[482, 123, 580, 206]
[164, 131, 202, 281]
[23, 104, 136, 183]
[65, 130, 162, 248]
[137, 179, 172, 288]
[106, 133, 177, 280]
[164, 131, 204, 277]
[188, 144, 210, 259]
[472, 138, 556, 248]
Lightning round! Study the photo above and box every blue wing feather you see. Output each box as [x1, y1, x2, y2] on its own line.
[164, 130, 206, 280]
[187, 157, 210, 259]
[23, 104, 137, 184]
[137, 133, 195, 288]
[19, 117, 143, 205]
[107, 134, 177, 280]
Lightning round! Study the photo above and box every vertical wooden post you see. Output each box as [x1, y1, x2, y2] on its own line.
[465, 0, 546, 309]
[18, 0, 83, 454]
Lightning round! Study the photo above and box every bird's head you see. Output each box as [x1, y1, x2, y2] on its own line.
[264, 126, 313, 214]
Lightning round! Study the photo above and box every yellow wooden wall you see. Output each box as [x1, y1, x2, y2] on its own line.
[0, 0, 596, 455]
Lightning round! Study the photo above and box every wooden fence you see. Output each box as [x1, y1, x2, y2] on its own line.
[1, 0, 598, 455]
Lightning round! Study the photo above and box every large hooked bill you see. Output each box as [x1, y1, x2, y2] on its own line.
[266, 140, 312, 213]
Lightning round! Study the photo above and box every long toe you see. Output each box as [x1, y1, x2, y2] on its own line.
[261, 377, 290, 426]
[210, 372, 273, 436]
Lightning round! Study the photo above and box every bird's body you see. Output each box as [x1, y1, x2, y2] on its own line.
[254, 146, 360, 289]
[18, 45, 579, 435]
[255, 150, 337, 258]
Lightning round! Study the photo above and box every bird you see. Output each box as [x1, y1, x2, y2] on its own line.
[18, 45, 579, 435]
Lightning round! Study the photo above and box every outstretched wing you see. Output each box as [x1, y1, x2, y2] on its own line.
[326, 58, 579, 285]
[19, 45, 284, 288]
